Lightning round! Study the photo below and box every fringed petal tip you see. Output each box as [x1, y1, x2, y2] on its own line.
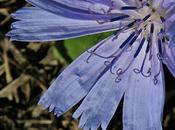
[7, 3, 129, 42]
[74, 113, 108, 130]
[11, 12, 17, 19]
[5, 32, 11, 38]
[38, 97, 110, 130]
[38, 96, 64, 118]
[77, 121, 108, 130]
[6, 33, 19, 42]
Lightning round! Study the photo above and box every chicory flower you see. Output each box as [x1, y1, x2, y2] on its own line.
[7, 0, 175, 130]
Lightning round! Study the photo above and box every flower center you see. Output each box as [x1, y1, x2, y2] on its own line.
[87, 0, 170, 85]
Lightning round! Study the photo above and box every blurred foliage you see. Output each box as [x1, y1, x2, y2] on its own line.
[0, 0, 175, 130]
[64, 32, 112, 60]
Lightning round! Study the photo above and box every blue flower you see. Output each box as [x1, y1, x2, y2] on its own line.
[7, 0, 175, 130]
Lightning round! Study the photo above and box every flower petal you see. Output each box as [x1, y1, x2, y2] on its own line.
[163, 45, 175, 77]
[26, 0, 140, 20]
[123, 76, 164, 130]
[72, 30, 151, 130]
[26, 0, 116, 19]
[7, 7, 126, 42]
[27, 0, 111, 13]
[38, 30, 133, 118]
[121, 0, 136, 5]
[123, 39, 165, 130]
[162, 0, 175, 8]
[73, 69, 127, 130]
[166, 16, 175, 47]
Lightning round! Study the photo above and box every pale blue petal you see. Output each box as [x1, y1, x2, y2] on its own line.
[26, 0, 115, 19]
[123, 40, 165, 130]
[162, 0, 175, 7]
[163, 45, 175, 77]
[73, 70, 126, 130]
[164, 11, 174, 48]
[167, 14, 175, 23]
[38, 31, 131, 118]
[166, 16, 175, 47]
[121, 0, 136, 5]
[112, 0, 141, 18]
[26, 0, 140, 20]
[72, 30, 149, 130]
[7, 7, 125, 42]
[164, 3, 175, 21]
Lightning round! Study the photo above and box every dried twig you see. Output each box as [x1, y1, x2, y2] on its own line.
[0, 74, 30, 102]
[2, 39, 13, 83]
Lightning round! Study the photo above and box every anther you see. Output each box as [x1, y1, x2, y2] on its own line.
[121, 6, 138, 10]
[146, 37, 151, 53]
[129, 29, 142, 46]
[119, 32, 136, 49]
[110, 15, 130, 22]
[160, 16, 166, 23]
[150, 23, 154, 34]
[143, 14, 151, 21]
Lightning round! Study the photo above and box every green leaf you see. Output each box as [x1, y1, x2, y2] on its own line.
[64, 32, 112, 60]
[52, 45, 68, 65]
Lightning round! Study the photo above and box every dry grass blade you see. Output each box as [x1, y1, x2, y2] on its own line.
[8, 40, 27, 65]
[0, 64, 4, 75]
[0, 8, 10, 25]
[16, 119, 53, 127]
[2, 39, 13, 83]
[0, 74, 30, 102]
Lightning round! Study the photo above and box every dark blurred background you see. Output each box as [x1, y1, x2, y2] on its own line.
[0, 0, 175, 130]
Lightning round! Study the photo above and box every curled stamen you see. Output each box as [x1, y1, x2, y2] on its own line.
[115, 69, 122, 83]
[85, 1, 167, 86]
[153, 69, 161, 85]
[88, 8, 109, 24]
[112, 20, 138, 41]
[153, 78, 158, 85]
[116, 68, 123, 75]
[115, 59, 134, 82]
[153, 51, 163, 85]
[115, 75, 121, 83]
[88, 28, 141, 62]
[86, 36, 113, 63]
[104, 60, 111, 66]
[133, 68, 140, 73]
[133, 53, 151, 78]
[87, 50, 116, 59]
[133, 36, 152, 77]
[157, 29, 167, 59]
[142, 68, 151, 77]
[89, 3, 131, 24]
